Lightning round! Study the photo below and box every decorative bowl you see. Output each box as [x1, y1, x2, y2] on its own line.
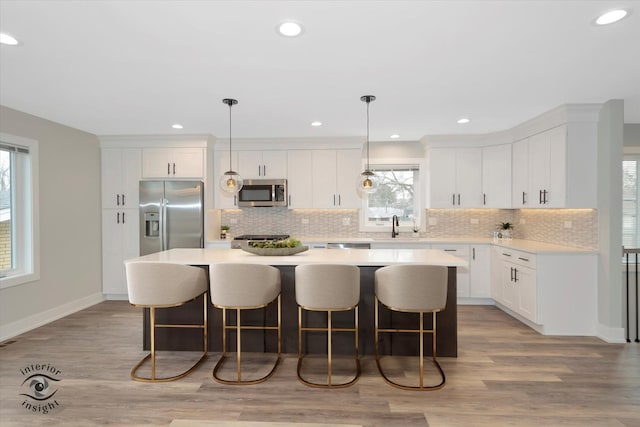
[240, 242, 309, 256]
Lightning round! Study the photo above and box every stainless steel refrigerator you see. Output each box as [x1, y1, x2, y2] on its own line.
[139, 181, 204, 256]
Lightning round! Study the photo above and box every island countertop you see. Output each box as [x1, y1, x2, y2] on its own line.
[126, 247, 469, 267]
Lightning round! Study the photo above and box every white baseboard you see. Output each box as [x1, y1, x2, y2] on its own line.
[596, 323, 627, 343]
[104, 293, 129, 301]
[458, 297, 495, 306]
[0, 292, 105, 342]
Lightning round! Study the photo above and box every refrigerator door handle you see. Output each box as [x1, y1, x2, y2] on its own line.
[161, 198, 168, 251]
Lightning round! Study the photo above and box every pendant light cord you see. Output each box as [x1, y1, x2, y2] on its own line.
[228, 102, 232, 171]
[366, 99, 370, 170]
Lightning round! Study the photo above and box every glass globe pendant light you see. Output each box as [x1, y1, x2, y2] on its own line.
[358, 95, 378, 194]
[219, 98, 243, 194]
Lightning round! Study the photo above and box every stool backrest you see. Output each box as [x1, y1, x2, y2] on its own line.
[375, 265, 447, 311]
[125, 262, 207, 306]
[209, 263, 281, 308]
[295, 264, 360, 310]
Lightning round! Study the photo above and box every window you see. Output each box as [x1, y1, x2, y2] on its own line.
[623, 155, 640, 248]
[0, 133, 39, 289]
[360, 165, 421, 232]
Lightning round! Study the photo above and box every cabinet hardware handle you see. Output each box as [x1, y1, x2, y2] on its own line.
[338, 194, 341, 206]
[510, 267, 514, 281]
[518, 257, 529, 262]
[258, 165, 261, 176]
[522, 192, 526, 205]
[288, 195, 291, 205]
[543, 189, 548, 204]
[116, 194, 120, 206]
[167, 163, 171, 175]
[444, 249, 456, 252]
[472, 247, 476, 260]
[122, 212, 125, 223]
[263, 165, 266, 176]
[539, 190, 543, 204]
[173, 163, 176, 175]
[452, 194, 455, 205]
[117, 212, 120, 224]
[503, 253, 512, 257]
[334, 194, 336, 206]
[122, 194, 125, 206]
[458, 194, 461, 205]
[483, 194, 486, 205]
[233, 195, 237, 206]
[514, 268, 519, 282]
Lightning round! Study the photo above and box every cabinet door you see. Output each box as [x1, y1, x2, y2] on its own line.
[432, 244, 470, 298]
[101, 208, 139, 296]
[490, 247, 504, 303]
[512, 139, 529, 208]
[470, 245, 491, 297]
[335, 149, 362, 208]
[142, 148, 173, 178]
[102, 148, 141, 209]
[172, 148, 204, 178]
[287, 151, 313, 208]
[238, 151, 263, 179]
[262, 151, 287, 178]
[546, 125, 567, 208]
[312, 150, 338, 208]
[515, 266, 537, 322]
[529, 131, 549, 207]
[501, 263, 518, 308]
[456, 148, 483, 207]
[482, 144, 511, 208]
[429, 148, 457, 207]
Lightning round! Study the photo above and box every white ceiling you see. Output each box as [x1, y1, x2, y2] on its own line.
[1, 0, 639, 141]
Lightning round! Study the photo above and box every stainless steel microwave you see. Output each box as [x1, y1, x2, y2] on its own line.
[238, 179, 288, 207]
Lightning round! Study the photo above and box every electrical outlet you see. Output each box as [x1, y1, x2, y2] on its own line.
[342, 218, 351, 226]
[564, 221, 572, 229]
[301, 218, 309, 225]
[470, 218, 479, 225]
[428, 217, 437, 226]
[230, 218, 238, 224]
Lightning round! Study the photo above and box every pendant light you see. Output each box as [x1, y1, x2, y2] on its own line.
[358, 95, 378, 194]
[219, 98, 243, 194]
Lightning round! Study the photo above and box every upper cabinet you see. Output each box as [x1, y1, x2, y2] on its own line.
[287, 150, 313, 208]
[142, 147, 204, 179]
[512, 138, 530, 208]
[481, 144, 512, 208]
[238, 150, 287, 179]
[528, 125, 566, 208]
[429, 147, 482, 208]
[101, 148, 141, 209]
[311, 149, 362, 209]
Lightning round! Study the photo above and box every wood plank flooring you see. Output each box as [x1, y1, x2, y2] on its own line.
[1, 301, 638, 426]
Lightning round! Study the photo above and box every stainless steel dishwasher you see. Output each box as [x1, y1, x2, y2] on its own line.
[326, 242, 371, 249]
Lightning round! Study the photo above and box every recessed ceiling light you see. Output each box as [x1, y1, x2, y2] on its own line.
[171, 124, 183, 129]
[457, 118, 470, 124]
[311, 121, 322, 127]
[390, 134, 400, 139]
[595, 9, 630, 25]
[0, 33, 19, 46]
[277, 21, 303, 37]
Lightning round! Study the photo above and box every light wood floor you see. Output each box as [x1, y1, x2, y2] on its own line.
[1, 301, 638, 426]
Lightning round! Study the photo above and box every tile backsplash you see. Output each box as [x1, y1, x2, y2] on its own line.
[218, 208, 598, 250]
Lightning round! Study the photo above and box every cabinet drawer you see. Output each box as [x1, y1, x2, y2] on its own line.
[497, 248, 537, 269]
[431, 244, 470, 258]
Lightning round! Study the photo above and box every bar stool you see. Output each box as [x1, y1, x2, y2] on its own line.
[295, 264, 361, 388]
[374, 264, 448, 390]
[209, 263, 281, 385]
[125, 261, 208, 382]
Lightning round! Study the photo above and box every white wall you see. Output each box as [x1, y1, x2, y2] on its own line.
[0, 106, 103, 340]
[624, 124, 640, 146]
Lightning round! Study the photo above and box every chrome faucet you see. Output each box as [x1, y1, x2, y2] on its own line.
[392, 215, 399, 238]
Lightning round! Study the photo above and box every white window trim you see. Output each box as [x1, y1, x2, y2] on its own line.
[0, 133, 40, 289]
[359, 160, 426, 233]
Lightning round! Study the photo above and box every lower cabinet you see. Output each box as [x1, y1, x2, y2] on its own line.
[431, 244, 471, 298]
[469, 245, 491, 298]
[492, 247, 537, 323]
[102, 208, 139, 297]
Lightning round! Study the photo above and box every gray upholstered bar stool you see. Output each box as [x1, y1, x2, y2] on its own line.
[125, 261, 208, 382]
[374, 264, 448, 390]
[295, 264, 361, 388]
[209, 263, 281, 385]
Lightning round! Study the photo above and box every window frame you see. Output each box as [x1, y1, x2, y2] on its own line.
[623, 152, 640, 249]
[359, 161, 425, 233]
[0, 133, 39, 289]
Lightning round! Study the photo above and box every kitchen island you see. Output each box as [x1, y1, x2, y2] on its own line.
[126, 248, 467, 357]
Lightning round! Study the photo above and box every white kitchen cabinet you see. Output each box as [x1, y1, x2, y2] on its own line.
[238, 150, 287, 179]
[492, 247, 538, 323]
[429, 147, 482, 208]
[469, 245, 491, 297]
[102, 208, 139, 297]
[311, 149, 361, 209]
[529, 126, 566, 207]
[431, 244, 470, 298]
[481, 144, 511, 208]
[142, 147, 204, 178]
[215, 151, 239, 208]
[511, 138, 530, 208]
[287, 150, 313, 208]
[101, 148, 141, 209]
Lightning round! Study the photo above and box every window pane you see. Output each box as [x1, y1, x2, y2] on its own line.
[623, 159, 640, 248]
[366, 169, 417, 223]
[0, 149, 12, 273]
